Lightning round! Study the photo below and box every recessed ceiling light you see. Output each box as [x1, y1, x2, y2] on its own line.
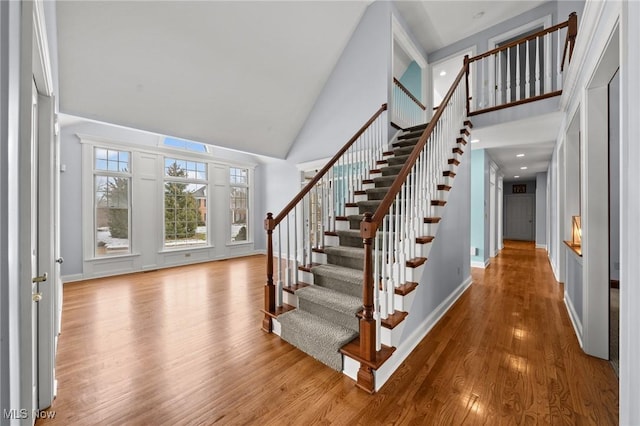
[514, 176, 520, 178]
[520, 166, 528, 170]
[473, 11, 485, 19]
[471, 139, 479, 143]
[516, 153, 525, 157]
[439, 70, 447, 77]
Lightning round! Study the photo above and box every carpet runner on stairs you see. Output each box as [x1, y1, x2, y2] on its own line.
[277, 122, 430, 371]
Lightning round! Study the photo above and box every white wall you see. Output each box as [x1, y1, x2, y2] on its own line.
[286, 1, 392, 164]
[608, 70, 620, 282]
[59, 117, 265, 280]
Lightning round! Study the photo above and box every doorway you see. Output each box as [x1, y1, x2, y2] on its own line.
[608, 68, 620, 375]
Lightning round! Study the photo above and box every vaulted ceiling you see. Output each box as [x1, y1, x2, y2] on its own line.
[56, 1, 552, 160]
[56, 1, 369, 159]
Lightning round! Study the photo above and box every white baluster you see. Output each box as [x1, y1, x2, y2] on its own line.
[277, 224, 283, 306]
[535, 36, 541, 96]
[294, 204, 298, 285]
[515, 44, 521, 101]
[496, 53, 502, 107]
[506, 48, 512, 103]
[557, 29, 562, 90]
[544, 32, 551, 94]
[525, 40, 531, 99]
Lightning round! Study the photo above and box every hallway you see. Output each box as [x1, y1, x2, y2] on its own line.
[38, 242, 618, 425]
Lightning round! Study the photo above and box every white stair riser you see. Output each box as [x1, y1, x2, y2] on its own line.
[335, 220, 350, 232]
[380, 321, 406, 348]
[283, 291, 298, 307]
[312, 252, 327, 264]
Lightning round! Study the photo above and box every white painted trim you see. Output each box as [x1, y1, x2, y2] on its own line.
[373, 275, 473, 391]
[391, 16, 427, 69]
[76, 133, 259, 169]
[564, 291, 584, 348]
[536, 244, 547, 250]
[32, 0, 53, 96]
[471, 259, 490, 268]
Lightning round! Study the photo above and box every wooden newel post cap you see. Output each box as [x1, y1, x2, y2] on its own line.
[264, 212, 275, 231]
[360, 212, 377, 239]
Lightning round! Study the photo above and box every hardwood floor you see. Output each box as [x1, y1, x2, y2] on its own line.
[38, 242, 618, 425]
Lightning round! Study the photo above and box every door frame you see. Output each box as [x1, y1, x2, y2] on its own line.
[18, 0, 57, 418]
[504, 193, 535, 241]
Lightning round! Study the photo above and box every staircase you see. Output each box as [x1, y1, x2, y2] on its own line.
[277, 122, 437, 371]
[263, 64, 470, 393]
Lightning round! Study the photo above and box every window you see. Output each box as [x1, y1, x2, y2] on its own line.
[230, 167, 249, 242]
[94, 148, 131, 256]
[164, 158, 208, 248]
[163, 137, 209, 153]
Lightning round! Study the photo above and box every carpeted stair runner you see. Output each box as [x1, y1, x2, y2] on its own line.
[278, 123, 429, 371]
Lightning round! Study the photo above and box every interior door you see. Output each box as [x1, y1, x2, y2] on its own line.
[504, 194, 535, 241]
[30, 78, 41, 415]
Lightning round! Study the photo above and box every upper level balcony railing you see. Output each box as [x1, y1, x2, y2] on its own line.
[466, 12, 577, 115]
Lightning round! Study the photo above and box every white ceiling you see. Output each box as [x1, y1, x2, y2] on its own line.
[56, 0, 557, 163]
[471, 112, 563, 181]
[56, 1, 369, 159]
[393, 1, 548, 54]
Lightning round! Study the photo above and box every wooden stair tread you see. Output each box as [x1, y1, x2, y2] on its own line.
[431, 200, 447, 206]
[416, 236, 434, 244]
[464, 120, 473, 128]
[437, 184, 452, 191]
[376, 160, 388, 165]
[456, 137, 467, 146]
[406, 257, 427, 268]
[460, 128, 470, 136]
[362, 179, 374, 184]
[382, 310, 408, 329]
[354, 190, 366, 195]
[448, 158, 460, 166]
[336, 216, 348, 221]
[325, 231, 339, 236]
[261, 303, 296, 319]
[443, 171, 456, 177]
[283, 282, 311, 294]
[395, 281, 418, 296]
[298, 263, 321, 272]
[424, 217, 442, 224]
[312, 247, 325, 254]
[340, 337, 395, 371]
[452, 147, 464, 155]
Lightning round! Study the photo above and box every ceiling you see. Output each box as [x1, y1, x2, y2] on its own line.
[471, 112, 563, 181]
[56, 0, 556, 164]
[393, 1, 548, 54]
[56, 1, 369, 159]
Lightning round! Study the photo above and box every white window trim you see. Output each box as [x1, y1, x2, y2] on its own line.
[227, 166, 253, 246]
[162, 155, 210, 250]
[81, 142, 137, 260]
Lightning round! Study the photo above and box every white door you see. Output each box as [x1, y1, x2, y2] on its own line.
[505, 194, 535, 241]
[29, 78, 41, 414]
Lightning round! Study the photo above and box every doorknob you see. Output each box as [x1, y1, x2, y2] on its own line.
[32, 292, 42, 302]
[32, 273, 47, 283]
[56, 257, 64, 264]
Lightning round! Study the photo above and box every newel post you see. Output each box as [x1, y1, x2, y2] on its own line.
[356, 213, 376, 392]
[464, 55, 471, 116]
[262, 212, 276, 333]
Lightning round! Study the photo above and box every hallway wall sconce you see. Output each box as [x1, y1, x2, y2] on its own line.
[571, 215, 582, 246]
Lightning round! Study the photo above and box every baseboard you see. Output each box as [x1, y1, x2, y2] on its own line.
[536, 244, 547, 250]
[62, 250, 267, 283]
[564, 291, 584, 348]
[373, 275, 473, 391]
[61, 274, 84, 283]
[548, 254, 560, 282]
[470, 259, 490, 268]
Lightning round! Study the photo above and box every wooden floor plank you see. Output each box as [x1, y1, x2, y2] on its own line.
[37, 242, 618, 425]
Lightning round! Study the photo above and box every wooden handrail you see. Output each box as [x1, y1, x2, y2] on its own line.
[267, 103, 387, 230]
[561, 12, 578, 72]
[393, 78, 426, 111]
[468, 19, 570, 64]
[361, 65, 467, 238]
